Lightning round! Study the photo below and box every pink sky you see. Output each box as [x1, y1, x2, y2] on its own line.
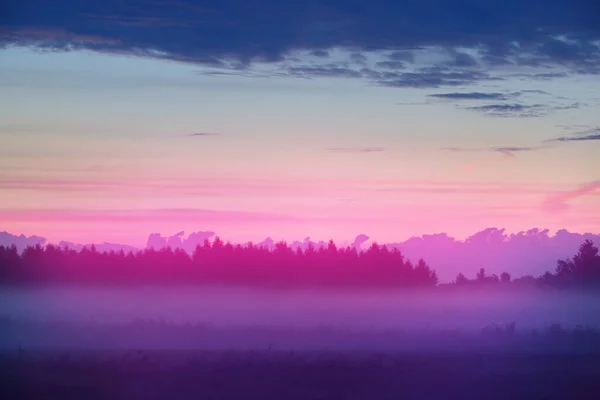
[0, 48, 599, 246]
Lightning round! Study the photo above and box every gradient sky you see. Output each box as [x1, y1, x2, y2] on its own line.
[1, 0, 599, 246]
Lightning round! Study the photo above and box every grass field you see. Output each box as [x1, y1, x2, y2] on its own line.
[3, 317, 600, 399]
[3, 348, 600, 400]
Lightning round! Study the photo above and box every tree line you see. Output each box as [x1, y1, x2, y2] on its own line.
[0, 238, 598, 288]
[452, 239, 600, 288]
[0, 238, 437, 287]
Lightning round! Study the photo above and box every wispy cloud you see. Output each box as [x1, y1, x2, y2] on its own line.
[443, 147, 482, 154]
[489, 146, 547, 157]
[326, 147, 386, 153]
[286, 65, 362, 79]
[444, 145, 547, 172]
[547, 134, 600, 142]
[463, 104, 547, 118]
[545, 127, 600, 143]
[462, 101, 584, 118]
[5, 176, 570, 200]
[443, 146, 545, 157]
[542, 180, 600, 213]
[375, 61, 406, 69]
[187, 132, 221, 137]
[0, 208, 299, 224]
[428, 92, 511, 101]
[376, 68, 498, 89]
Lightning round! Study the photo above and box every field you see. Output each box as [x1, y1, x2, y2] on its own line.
[3, 348, 600, 400]
[2, 286, 600, 399]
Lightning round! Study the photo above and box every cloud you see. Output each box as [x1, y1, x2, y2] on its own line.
[463, 103, 546, 117]
[0, 208, 300, 224]
[554, 124, 595, 131]
[542, 180, 600, 213]
[187, 132, 221, 137]
[386, 50, 417, 63]
[375, 183, 556, 195]
[0, 177, 353, 197]
[429, 90, 554, 103]
[374, 61, 406, 69]
[2, 0, 598, 79]
[552, 133, 600, 142]
[0, 175, 570, 201]
[530, 72, 570, 80]
[349, 53, 368, 65]
[327, 147, 386, 153]
[429, 92, 511, 101]
[548, 133, 600, 142]
[0, 231, 46, 252]
[285, 65, 362, 79]
[443, 146, 547, 169]
[376, 68, 497, 88]
[310, 50, 330, 58]
[489, 146, 545, 157]
[518, 90, 550, 96]
[444, 51, 479, 67]
[462, 99, 585, 117]
[545, 127, 600, 142]
[443, 147, 482, 153]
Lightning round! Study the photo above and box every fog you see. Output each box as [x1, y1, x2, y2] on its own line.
[2, 286, 599, 332]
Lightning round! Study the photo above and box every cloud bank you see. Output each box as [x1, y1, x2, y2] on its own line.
[2, 0, 599, 79]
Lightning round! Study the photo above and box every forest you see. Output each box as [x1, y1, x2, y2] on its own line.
[0, 238, 598, 288]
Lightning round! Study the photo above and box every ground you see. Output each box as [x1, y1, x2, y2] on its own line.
[2, 349, 600, 399]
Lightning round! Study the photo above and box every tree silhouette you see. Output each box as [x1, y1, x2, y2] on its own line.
[476, 268, 486, 282]
[0, 238, 439, 288]
[455, 273, 468, 285]
[550, 240, 600, 287]
[2, 239, 598, 290]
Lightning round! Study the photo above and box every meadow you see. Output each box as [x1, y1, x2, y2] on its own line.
[3, 332, 600, 400]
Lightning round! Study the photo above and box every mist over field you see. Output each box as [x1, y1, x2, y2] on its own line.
[2, 286, 599, 329]
[2, 285, 599, 352]
[2, 233, 600, 351]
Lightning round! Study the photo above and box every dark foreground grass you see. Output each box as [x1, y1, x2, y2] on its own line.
[2, 349, 600, 400]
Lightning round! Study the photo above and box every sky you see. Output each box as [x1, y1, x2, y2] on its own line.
[1, 0, 599, 247]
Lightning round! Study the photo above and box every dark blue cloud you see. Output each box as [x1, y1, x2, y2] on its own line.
[2, 0, 599, 72]
[551, 134, 600, 141]
[377, 68, 498, 88]
[429, 92, 510, 101]
[375, 61, 406, 69]
[545, 128, 600, 142]
[464, 104, 548, 118]
[349, 53, 368, 64]
[444, 51, 479, 67]
[386, 50, 418, 62]
[310, 49, 330, 58]
[286, 64, 362, 79]
[462, 101, 584, 118]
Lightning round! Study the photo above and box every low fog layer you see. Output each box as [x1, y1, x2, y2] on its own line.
[2, 286, 599, 330]
[2, 287, 600, 352]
